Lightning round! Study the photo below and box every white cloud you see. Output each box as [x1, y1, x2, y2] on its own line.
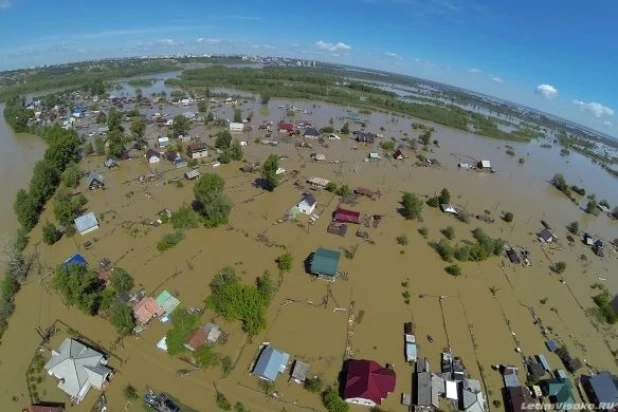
[0, 0, 10, 9]
[383, 52, 402, 59]
[535, 84, 558, 99]
[572, 100, 614, 118]
[315, 40, 351, 52]
[253, 44, 274, 50]
[603, 120, 613, 127]
[468, 68, 481, 74]
[491, 76, 504, 84]
[197, 38, 220, 44]
[156, 39, 179, 47]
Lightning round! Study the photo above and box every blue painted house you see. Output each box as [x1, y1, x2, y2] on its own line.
[253, 346, 290, 382]
[63, 254, 87, 269]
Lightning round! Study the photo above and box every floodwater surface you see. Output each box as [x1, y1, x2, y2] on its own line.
[0, 91, 616, 412]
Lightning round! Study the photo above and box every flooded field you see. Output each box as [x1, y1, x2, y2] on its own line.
[0, 89, 617, 412]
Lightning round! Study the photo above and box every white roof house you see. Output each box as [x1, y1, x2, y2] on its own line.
[229, 122, 244, 132]
[297, 193, 317, 215]
[440, 204, 458, 215]
[158, 137, 170, 148]
[480, 160, 491, 169]
[74, 212, 99, 235]
[368, 152, 381, 160]
[45, 338, 111, 404]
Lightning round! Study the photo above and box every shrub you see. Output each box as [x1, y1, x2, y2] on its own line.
[216, 392, 232, 410]
[503, 212, 514, 223]
[42, 221, 61, 245]
[396, 234, 409, 245]
[567, 221, 579, 235]
[277, 253, 293, 272]
[554, 261, 567, 274]
[518, 157, 525, 164]
[156, 230, 185, 252]
[442, 226, 455, 240]
[433, 239, 454, 262]
[304, 376, 324, 393]
[325, 182, 338, 193]
[418, 227, 428, 238]
[124, 384, 138, 400]
[445, 264, 462, 277]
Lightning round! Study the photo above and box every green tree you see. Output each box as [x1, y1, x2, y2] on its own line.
[197, 100, 208, 113]
[400, 192, 423, 220]
[396, 234, 409, 245]
[110, 268, 134, 293]
[336, 184, 352, 199]
[304, 376, 324, 393]
[445, 264, 462, 277]
[438, 188, 451, 205]
[554, 261, 567, 274]
[165, 307, 199, 355]
[261, 154, 280, 191]
[322, 386, 349, 412]
[109, 303, 136, 336]
[277, 253, 293, 272]
[85, 141, 94, 155]
[229, 140, 243, 161]
[341, 122, 350, 134]
[325, 182, 338, 192]
[94, 137, 105, 155]
[567, 221, 579, 234]
[124, 384, 138, 400]
[419, 130, 432, 145]
[130, 117, 146, 141]
[42, 221, 61, 245]
[172, 114, 191, 137]
[107, 107, 122, 131]
[216, 392, 232, 411]
[29, 160, 60, 204]
[442, 226, 455, 240]
[550, 173, 568, 192]
[256, 271, 275, 305]
[219, 150, 232, 164]
[503, 212, 514, 223]
[586, 199, 600, 215]
[54, 186, 87, 226]
[135, 88, 143, 103]
[53, 264, 99, 315]
[234, 401, 249, 412]
[215, 130, 233, 149]
[193, 173, 232, 227]
[194, 344, 218, 368]
[233, 108, 242, 123]
[434, 238, 455, 261]
[61, 163, 81, 188]
[107, 129, 126, 158]
[206, 111, 214, 123]
[261, 94, 270, 105]
[14, 190, 38, 230]
[171, 204, 199, 230]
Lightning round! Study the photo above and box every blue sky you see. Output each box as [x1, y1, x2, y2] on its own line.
[1, 0, 616, 136]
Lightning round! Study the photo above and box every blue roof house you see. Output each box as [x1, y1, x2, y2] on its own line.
[253, 346, 290, 382]
[582, 372, 618, 408]
[309, 248, 341, 280]
[63, 254, 87, 269]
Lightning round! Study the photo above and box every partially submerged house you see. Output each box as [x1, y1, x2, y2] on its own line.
[185, 323, 221, 351]
[334, 207, 361, 224]
[440, 204, 458, 215]
[544, 378, 577, 410]
[581, 372, 618, 410]
[296, 193, 317, 215]
[538, 228, 555, 243]
[309, 248, 341, 280]
[327, 223, 348, 237]
[404, 322, 417, 362]
[478, 160, 492, 170]
[133, 296, 164, 324]
[104, 158, 118, 169]
[307, 176, 330, 189]
[24, 405, 65, 412]
[356, 131, 377, 144]
[505, 386, 534, 412]
[303, 127, 320, 138]
[184, 169, 201, 180]
[229, 122, 244, 132]
[145, 149, 161, 164]
[461, 379, 487, 412]
[253, 345, 290, 382]
[158, 136, 170, 149]
[74, 212, 99, 235]
[155, 290, 180, 318]
[583, 233, 594, 246]
[279, 122, 294, 134]
[393, 149, 404, 160]
[86, 171, 104, 190]
[44, 338, 112, 404]
[506, 247, 521, 264]
[343, 359, 396, 408]
[354, 187, 376, 199]
[186, 143, 208, 159]
[291, 360, 310, 384]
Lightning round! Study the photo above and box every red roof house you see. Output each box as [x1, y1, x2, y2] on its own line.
[279, 122, 294, 133]
[344, 359, 396, 407]
[334, 207, 362, 224]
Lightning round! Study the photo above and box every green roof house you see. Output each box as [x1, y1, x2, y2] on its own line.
[310, 248, 341, 280]
[546, 378, 576, 410]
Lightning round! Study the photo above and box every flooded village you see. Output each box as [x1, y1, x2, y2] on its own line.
[2, 74, 618, 412]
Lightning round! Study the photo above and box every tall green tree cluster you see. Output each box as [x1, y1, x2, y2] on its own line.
[193, 173, 232, 227]
[206, 267, 271, 336]
[215, 131, 243, 163]
[261, 154, 280, 191]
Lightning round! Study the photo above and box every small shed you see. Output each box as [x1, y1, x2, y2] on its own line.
[291, 360, 310, 384]
[393, 149, 404, 160]
[506, 248, 521, 264]
[327, 223, 348, 237]
[546, 340, 558, 352]
[368, 152, 381, 160]
[184, 169, 201, 180]
[354, 187, 376, 198]
[536, 354, 551, 372]
[155, 290, 180, 316]
[458, 163, 470, 169]
[74, 212, 99, 235]
[310, 248, 341, 279]
[312, 153, 326, 161]
[440, 204, 458, 214]
[538, 228, 554, 243]
[478, 160, 492, 169]
[86, 171, 104, 189]
[104, 158, 118, 169]
[583, 233, 594, 246]
[63, 254, 87, 269]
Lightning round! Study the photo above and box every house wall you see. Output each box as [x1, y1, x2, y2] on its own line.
[78, 224, 99, 235]
[297, 201, 316, 215]
[346, 398, 377, 407]
[190, 150, 208, 159]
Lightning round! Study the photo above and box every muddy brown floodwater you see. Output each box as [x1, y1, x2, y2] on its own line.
[0, 104, 47, 258]
[0, 94, 617, 412]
